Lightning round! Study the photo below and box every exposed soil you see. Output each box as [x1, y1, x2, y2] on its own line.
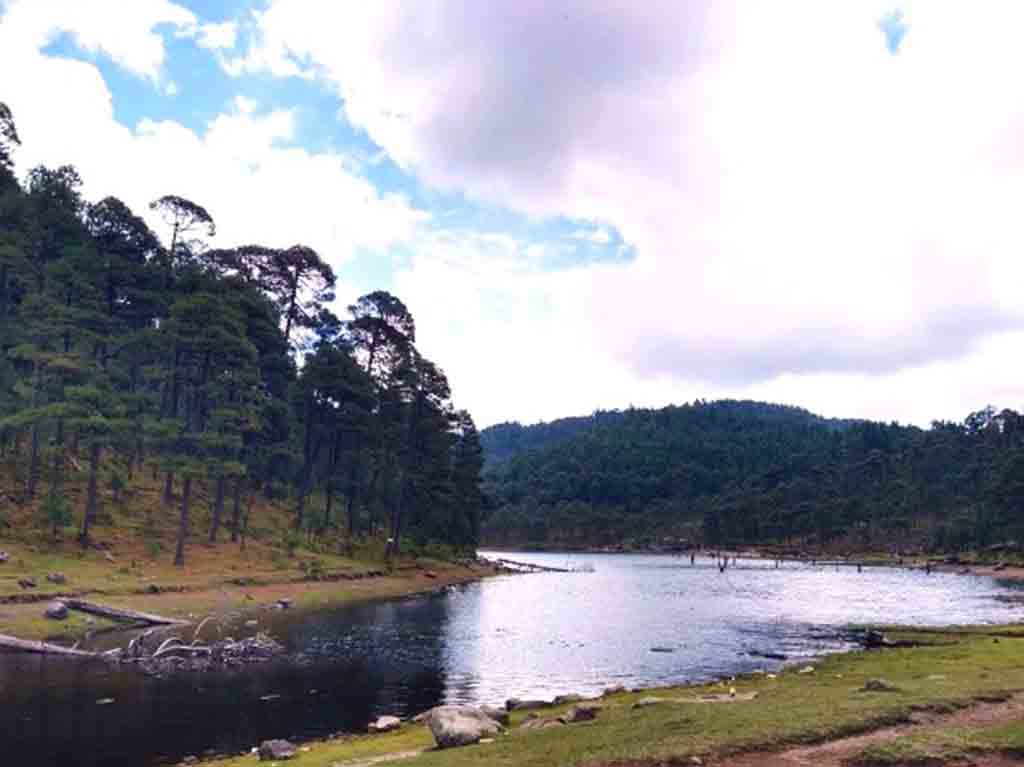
[714, 693, 1024, 767]
[591, 693, 1024, 767]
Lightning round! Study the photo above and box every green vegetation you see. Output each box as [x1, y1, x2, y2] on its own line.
[196, 626, 1024, 767]
[857, 720, 1024, 765]
[481, 400, 1024, 553]
[0, 101, 484, 570]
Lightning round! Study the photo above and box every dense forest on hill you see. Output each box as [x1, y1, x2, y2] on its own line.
[481, 400, 1024, 553]
[0, 102, 483, 565]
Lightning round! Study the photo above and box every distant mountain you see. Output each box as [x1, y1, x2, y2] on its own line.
[479, 400, 1024, 553]
[481, 401, 857, 469]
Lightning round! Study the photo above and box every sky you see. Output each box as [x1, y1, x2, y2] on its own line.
[2, 1, 1024, 428]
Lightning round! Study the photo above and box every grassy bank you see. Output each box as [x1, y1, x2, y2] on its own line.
[193, 624, 1024, 767]
[0, 471, 497, 641]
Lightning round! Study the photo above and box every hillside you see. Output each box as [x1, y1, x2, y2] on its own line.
[480, 400, 1024, 553]
[0, 102, 484, 580]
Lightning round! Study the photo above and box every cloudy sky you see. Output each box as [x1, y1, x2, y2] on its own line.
[2, 0, 1024, 427]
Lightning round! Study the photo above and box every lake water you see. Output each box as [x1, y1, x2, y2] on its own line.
[2, 552, 1023, 766]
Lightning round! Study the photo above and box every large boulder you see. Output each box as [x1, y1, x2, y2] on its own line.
[257, 740, 296, 761]
[425, 706, 502, 749]
[46, 572, 66, 585]
[44, 601, 68, 620]
[368, 715, 401, 733]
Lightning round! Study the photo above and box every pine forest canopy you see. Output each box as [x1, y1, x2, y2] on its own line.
[480, 400, 1024, 554]
[0, 101, 483, 566]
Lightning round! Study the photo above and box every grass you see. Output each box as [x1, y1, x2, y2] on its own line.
[0, 468, 494, 640]
[192, 626, 1024, 767]
[856, 720, 1024, 765]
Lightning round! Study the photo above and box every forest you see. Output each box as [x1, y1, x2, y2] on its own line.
[481, 400, 1024, 553]
[0, 102, 483, 566]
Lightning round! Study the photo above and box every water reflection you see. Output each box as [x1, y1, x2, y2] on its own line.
[1, 553, 1022, 766]
[0, 595, 453, 766]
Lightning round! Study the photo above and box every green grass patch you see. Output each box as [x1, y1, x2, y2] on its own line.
[856, 720, 1024, 766]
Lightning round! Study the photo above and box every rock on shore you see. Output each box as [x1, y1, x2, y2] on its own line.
[424, 705, 503, 748]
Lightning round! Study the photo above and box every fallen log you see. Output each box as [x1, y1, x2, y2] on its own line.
[63, 599, 188, 627]
[492, 557, 571, 573]
[0, 634, 99, 657]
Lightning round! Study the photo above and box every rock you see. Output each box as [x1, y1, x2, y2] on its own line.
[689, 757, 704, 766]
[17, 578, 36, 589]
[0, 551, 8, 563]
[368, 715, 402, 733]
[603, 685, 627, 696]
[104, 551, 115, 563]
[633, 697, 667, 709]
[181, 757, 198, 765]
[480, 704, 510, 726]
[861, 678, 899, 692]
[275, 598, 292, 609]
[425, 705, 503, 748]
[519, 716, 565, 730]
[506, 697, 549, 711]
[46, 572, 66, 585]
[559, 704, 602, 724]
[258, 739, 297, 761]
[146, 583, 161, 594]
[424, 571, 437, 579]
[798, 666, 815, 674]
[863, 630, 890, 648]
[553, 693, 585, 705]
[44, 601, 68, 620]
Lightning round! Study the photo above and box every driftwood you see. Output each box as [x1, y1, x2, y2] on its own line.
[492, 557, 572, 573]
[0, 633, 99, 657]
[63, 599, 188, 627]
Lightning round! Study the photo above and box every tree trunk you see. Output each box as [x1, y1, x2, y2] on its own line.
[27, 423, 40, 499]
[208, 475, 225, 542]
[163, 471, 174, 505]
[324, 482, 334, 533]
[346, 484, 358, 537]
[387, 469, 406, 558]
[230, 477, 243, 543]
[174, 476, 191, 567]
[79, 442, 100, 546]
[296, 489, 308, 532]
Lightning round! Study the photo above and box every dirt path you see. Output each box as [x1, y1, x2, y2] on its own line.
[713, 693, 1024, 767]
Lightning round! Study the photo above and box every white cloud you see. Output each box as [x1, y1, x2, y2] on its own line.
[228, 0, 1024, 424]
[197, 20, 237, 50]
[0, 0, 196, 81]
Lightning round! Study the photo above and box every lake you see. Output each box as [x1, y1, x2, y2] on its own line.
[2, 552, 1023, 766]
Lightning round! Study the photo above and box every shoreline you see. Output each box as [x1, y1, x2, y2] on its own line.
[0, 557, 504, 643]
[482, 547, 1024, 582]
[188, 622, 1024, 767]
